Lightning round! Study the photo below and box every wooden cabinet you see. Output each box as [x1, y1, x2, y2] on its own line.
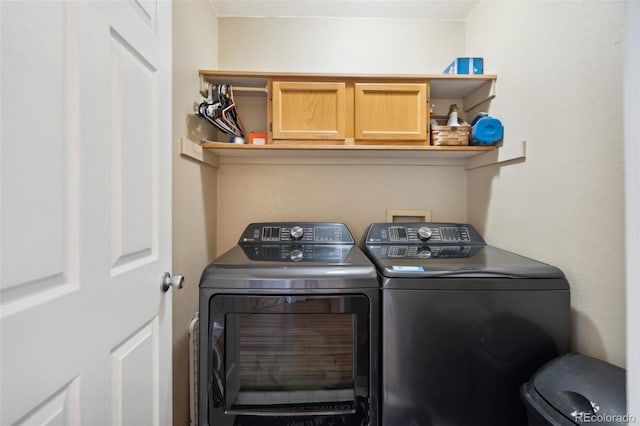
[271, 80, 428, 145]
[354, 83, 427, 142]
[272, 81, 346, 141]
[196, 70, 497, 154]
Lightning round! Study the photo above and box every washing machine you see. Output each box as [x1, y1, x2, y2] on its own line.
[199, 222, 380, 426]
[361, 222, 571, 426]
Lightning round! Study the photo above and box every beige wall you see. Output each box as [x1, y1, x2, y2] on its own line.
[219, 17, 465, 74]
[172, 2, 219, 425]
[217, 5, 628, 368]
[217, 161, 467, 253]
[173, 6, 627, 421]
[216, 16, 471, 250]
[465, 1, 626, 366]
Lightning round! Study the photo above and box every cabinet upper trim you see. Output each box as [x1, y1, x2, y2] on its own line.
[199, 70, 496, 99]
[198, 69, 497, 81]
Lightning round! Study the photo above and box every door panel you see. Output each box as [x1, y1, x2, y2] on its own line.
[109, 28, 156, 273]
[272, 81, 346, 141]
[355, 83, 428, 142]
[1, 7, 83, 421]
[130, 0, 157, 31]
[14, 379, 80, 426]
[111, 317, 160, 426]
[0, 0, 77, 316]
[1, 1, 172, 425]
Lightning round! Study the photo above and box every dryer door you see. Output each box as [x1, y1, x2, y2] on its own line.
[206, 294, 372, 419]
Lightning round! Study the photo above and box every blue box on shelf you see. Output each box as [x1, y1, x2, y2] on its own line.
[443, 57, 484, 75]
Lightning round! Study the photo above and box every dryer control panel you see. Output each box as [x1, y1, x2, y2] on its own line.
[363, 222, 485, 244]
[239, 222, 354, 244]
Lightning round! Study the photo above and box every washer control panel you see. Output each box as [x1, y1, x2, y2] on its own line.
[364, 222, 485, 244]
[364, 244, 481, 259]
[240, 222, 354, 244]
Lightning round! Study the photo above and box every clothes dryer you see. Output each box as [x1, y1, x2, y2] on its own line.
[199, 222, 380, 426]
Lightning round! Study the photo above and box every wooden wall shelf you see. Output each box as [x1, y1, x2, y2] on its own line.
[181, 138, 525, 168]
[200, 140, 493, 156]
[188, 70, 512, 166]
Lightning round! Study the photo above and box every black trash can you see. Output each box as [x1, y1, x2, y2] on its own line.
[520, 353, 627, 425]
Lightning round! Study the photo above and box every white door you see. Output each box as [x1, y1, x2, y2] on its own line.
[1, 1, 173, 425]
[626, 0, 640, 417]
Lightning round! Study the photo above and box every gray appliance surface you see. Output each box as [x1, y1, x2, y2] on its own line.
[199, 222, 380, 426]
[521, 353, 627, 426]
[361, 222, 571, 426]
[362, 222, 567, 282]
[200, 222, 378, 289]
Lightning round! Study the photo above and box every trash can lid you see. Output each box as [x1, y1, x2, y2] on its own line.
[531, 353, 628, 425]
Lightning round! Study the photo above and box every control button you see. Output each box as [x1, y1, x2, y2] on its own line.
[290, 249, 304, 262]
[417, 226, 433, 241]
[290, 226, 304, 240]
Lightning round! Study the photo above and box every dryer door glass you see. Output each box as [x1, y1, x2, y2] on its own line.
[208, 294, 370, 416]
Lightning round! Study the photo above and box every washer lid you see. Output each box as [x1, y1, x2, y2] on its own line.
[530, 353, 627, 425]
[364, 244, 566, 279]
[361, 221, 565, 280]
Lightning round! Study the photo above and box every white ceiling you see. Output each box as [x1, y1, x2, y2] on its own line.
[209, 0, 481, 20]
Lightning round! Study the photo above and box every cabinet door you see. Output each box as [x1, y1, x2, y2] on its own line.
[272, 81, 346, 140]
[355, 83, 427, 141]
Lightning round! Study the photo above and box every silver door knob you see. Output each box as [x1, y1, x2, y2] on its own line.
[161, 272, 184, 292]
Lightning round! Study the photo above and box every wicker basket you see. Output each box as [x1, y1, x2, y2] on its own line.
[430, 120, 470, 146]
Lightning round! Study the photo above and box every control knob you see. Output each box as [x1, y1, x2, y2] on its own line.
[417, 226, 433, 241]
[290, 226, 304, 240]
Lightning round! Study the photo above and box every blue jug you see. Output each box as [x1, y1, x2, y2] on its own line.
[470, 113, 504, 146]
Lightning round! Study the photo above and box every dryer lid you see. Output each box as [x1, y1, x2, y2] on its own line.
[199, 222, 378, 288]
[199, 245, 378, 287]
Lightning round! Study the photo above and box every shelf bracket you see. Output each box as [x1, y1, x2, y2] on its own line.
[180, 137, 219, 168]
[464, 140, 526, 170]
[199, 74, 209, 97]
[463, 80, 496, 114]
